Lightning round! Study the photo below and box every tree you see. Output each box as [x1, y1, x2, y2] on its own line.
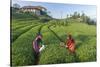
[66, 14, 69, 18]
[69, 12, 81, 19]
[81, 12, 86, 22]
[13, 3, 20, 9]
[70, 14, 72, 18]
[72, 12, 78, 19]
[77, 13, 80, 18]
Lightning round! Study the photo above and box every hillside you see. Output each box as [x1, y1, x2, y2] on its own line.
[11, 16, 96, 65]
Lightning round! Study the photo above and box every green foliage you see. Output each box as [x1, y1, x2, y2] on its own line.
[39, 44, 76, 64]
[11, 25, 34, 42]
[12, 3, 20, 8]
[11, 20, 41, 42]
[49, 22, 96, 62]
[12, 12, 37, 19]
[67, 11, 96, 25]
[76, 37, 96, 62]
[11, 13, 96, 66]
[12, 25, 41, 66]
[39, 44, 67, 64]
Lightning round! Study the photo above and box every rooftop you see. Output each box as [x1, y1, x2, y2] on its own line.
[21, 6, 47, 10]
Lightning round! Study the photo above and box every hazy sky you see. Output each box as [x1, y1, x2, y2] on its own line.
[12, 0, 97, 19]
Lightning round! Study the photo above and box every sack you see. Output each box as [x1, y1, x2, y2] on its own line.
[60, 42, 66, 47]
[39, 45, 45, 52]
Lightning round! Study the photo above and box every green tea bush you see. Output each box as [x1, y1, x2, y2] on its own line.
[12, 25, 41, 66]
[39, 44, 67, 64]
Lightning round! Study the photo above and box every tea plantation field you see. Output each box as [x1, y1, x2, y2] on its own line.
[11, 19, 96, 66]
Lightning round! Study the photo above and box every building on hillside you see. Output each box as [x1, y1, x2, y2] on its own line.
[77, 18, 83, 22]
[20, 6, 47, 15]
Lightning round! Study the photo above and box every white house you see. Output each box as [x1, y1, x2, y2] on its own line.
[20, 6, 47, 15]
